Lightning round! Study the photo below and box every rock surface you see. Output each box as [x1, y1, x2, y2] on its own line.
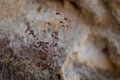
[0, 0, 120, 80]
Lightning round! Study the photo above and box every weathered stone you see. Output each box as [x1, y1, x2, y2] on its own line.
[0, 0, 120, 80]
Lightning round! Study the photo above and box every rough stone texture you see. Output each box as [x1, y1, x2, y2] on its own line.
[0, 0, 23, 21]
[0, 0, 120, 80]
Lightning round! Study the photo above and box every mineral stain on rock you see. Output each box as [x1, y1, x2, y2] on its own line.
[0, 0, 23, 21]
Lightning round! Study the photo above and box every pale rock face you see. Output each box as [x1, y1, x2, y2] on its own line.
[0, 0, 120, 80]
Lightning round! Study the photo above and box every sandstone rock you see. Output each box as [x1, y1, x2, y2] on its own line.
[0, 0, 120, 80]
